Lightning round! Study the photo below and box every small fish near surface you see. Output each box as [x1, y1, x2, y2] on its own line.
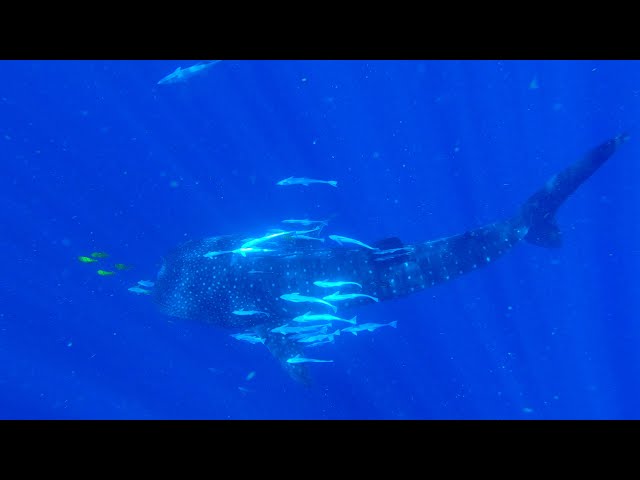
[157, 60, 222, 85]
[276, 177, 338, 188]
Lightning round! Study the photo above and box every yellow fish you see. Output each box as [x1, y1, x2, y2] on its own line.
[78, 256, 98, 263]
[114, 263, 132, 271]
[90, 252, 109, 258]
[97, 269, 116, 276]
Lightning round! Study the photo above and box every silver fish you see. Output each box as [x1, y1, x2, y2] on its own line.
[239, 231, 294, 250]
[342, 321, 398, 336]
[322, 291, 379, 303]
[230, 333, 266, 345]
[157, 60, 221, 85]
[313, 280, 362, 289]
[372, 247, 413, 255]
[292, 312, 357, 325]
[276, 177, 337, 188]
[328, 234, 377, 250]
[271, 324, 329, 335]
[303, 339, 335, 348]
[286, 354, 334, 364]
[128, 286, 151, 295]
[279, 293, 337, 312]
[203, 250, 233, 258]
[232, 309, 270, 317]
[231, 247, 275, 257]
[296, 329, 341, 343]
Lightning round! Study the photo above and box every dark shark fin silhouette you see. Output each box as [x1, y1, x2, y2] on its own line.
[259, 327, 311, 385]
[523, 216, 562, 248]
[521, 132, 629, 248]
[373, 237, 404, 249]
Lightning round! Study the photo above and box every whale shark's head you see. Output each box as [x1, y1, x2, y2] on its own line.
[152, 254, 193, 320]
[152, 236, 238, 324]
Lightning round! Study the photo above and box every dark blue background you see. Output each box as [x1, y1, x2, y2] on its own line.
[1, 60, 638, 419]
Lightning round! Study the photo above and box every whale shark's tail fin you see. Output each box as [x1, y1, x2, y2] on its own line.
[520, 133, 629, 248]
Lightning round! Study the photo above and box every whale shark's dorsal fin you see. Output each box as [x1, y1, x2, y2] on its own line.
[373, 237, 404, 250]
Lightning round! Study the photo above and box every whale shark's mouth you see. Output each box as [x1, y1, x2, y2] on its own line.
[151, 245, 234, 324]
[152, 259, 190, 319]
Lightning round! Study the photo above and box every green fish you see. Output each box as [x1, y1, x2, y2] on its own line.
[114, 263, 132, 271]
[78, 256, 98, 263]
[90, 252, 109, 258]
[97, 269, 116, 276]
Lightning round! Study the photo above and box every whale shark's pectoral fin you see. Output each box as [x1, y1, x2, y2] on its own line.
[262, 330, 311, 385]
[524, 216, 562, 248]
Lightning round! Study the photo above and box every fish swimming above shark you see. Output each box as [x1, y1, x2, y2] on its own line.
[328, 235, 377, 250]
[149, 133, 629, 384]
[342, 321, 398, 336]
[286, 354, 334, 364]
[157, 60, 221, 85]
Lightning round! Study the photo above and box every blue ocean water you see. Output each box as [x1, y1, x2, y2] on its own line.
[1, 59, 638, 419]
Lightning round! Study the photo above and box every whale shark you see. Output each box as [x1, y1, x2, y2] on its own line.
[150, 134, 629, 383]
